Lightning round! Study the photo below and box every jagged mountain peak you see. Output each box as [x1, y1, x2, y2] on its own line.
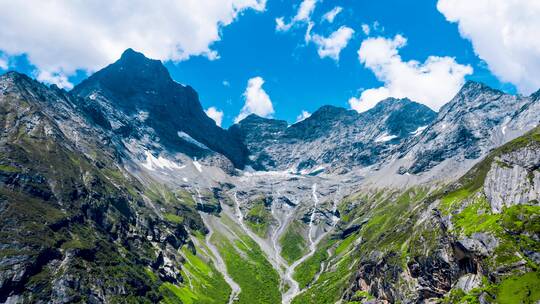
[237, 113, 288, 126]
[453, 80, 504, 102]
[72, 48, 195, 109]
[311, 104, 352, 116]
[113, 48, 173, 83]
[530, 88, 540, 101]
[366, 97, 434, 118]
[72, 49, 248, 168]
[0, 71, 36, 89]
[399, 81, 538, 175]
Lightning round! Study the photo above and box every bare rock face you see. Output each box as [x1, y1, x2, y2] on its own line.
[230, 99, 437, 173]
[400, 81, 540, 175]
[72, 48, 248, 168]
[484, 147, 540, 213]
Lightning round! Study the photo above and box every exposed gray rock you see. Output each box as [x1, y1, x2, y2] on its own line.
[230, 98, 436, 173]
[484, 147, 540, 212]
[72, 49, 248, 169]
[399, 81, 540, 175]
[458, 233, 499, 256]
[454, 273, 482, 293]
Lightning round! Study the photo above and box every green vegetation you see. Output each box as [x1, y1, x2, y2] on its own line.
[0, 164, 20, 172]
[452, 195, 501, 236]
[279, 221, 307, 264]
[211, 214, 281, 304]
[293, 243, 331, 289]
[496, 272, 540, 304]
[292, 246, 357, 304]
[244, 196, 273, 237]
[443, 272, 540, 304]
[351, 290, 375, 301]
[335, 232, 357, 255]
[164, 213, 183, 224]
[159, 246, 230, 304]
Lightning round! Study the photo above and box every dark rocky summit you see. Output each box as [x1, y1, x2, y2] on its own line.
[230, 98, 437, 172]
[72, 49, 248, 168]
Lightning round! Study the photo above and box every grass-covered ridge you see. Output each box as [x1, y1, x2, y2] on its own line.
[279, 221, 307, 264]
[159, 244, 230, 304]
[244, 196, 274, 238]
[209, 214, 281, 304]
[289, 123, 539, 302]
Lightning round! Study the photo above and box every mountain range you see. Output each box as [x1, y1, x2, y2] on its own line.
[1, 49, 539, 304]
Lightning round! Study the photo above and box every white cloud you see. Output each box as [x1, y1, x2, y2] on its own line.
[322, 6, 342, 23]
[205, 107, 224, 127]
[295, 110, 311, 122]
[0, 0, 266, 88]
[235, 76, 274, 123]
[437, 0, 540, 94]
[275, 17, 291, 32]
[361, 24, 370, 35]
[0, 56, 8, 70]
[349, 34, 472, 112]
[312, 26, 354, 61]
[275, 0, 317, 31]
[304, 21, 315, 43]
[276, 0, 352, 61]
[222, 80, 230, 87]
[37, 71, 73, 89]
[294, 0, 318, 23]
[373, 21, 383, 31]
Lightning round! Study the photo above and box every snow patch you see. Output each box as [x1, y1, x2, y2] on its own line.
[135, 111, 149, 122]
[410, 125, 428, 136]
[141, 151, 185, 171]
[177, 131, 209, 150]
[375, 132, 398, 143]
[193, 159, 203, 173]
[300, 165, 325, 175]
[242, 168, 300, 178]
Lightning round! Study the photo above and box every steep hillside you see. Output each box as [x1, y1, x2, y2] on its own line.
[292, 126, 540, 303]
[0, 72, 214, 303]
[72, 49, 248, 169]
[230, 98, 436, 173]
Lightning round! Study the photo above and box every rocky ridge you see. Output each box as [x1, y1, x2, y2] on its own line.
[0, 49, 539, 304]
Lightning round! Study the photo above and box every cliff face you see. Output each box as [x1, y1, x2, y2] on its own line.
[0, 72, 205, 303]
[72, 49, 248, 168]
[333, 127, 540, 304]
[230, 99, 437, 173]
[484, 147, 540, 213]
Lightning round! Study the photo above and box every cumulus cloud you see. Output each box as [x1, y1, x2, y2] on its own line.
[349, 34, 472, 112]
[437, 0, 540, 94]
[361, 24, 370, 35]
[275, 0, 317, 31]
[37, 71, 74, 90]
[304, 21, 315, 43]
[0, 0, 266, 88]
[295, 110, 311, 122]
[322, 6, 342, 23]
[235, 76, 274, 123]
[312, 26, 354, 61]
[205, 107, 224, 127]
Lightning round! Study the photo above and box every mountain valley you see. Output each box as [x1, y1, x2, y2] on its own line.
[1, 50, 539, 304]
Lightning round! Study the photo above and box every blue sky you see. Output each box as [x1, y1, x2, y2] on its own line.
[1, 0, 537, 127]
[166, 0, 513, 126]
